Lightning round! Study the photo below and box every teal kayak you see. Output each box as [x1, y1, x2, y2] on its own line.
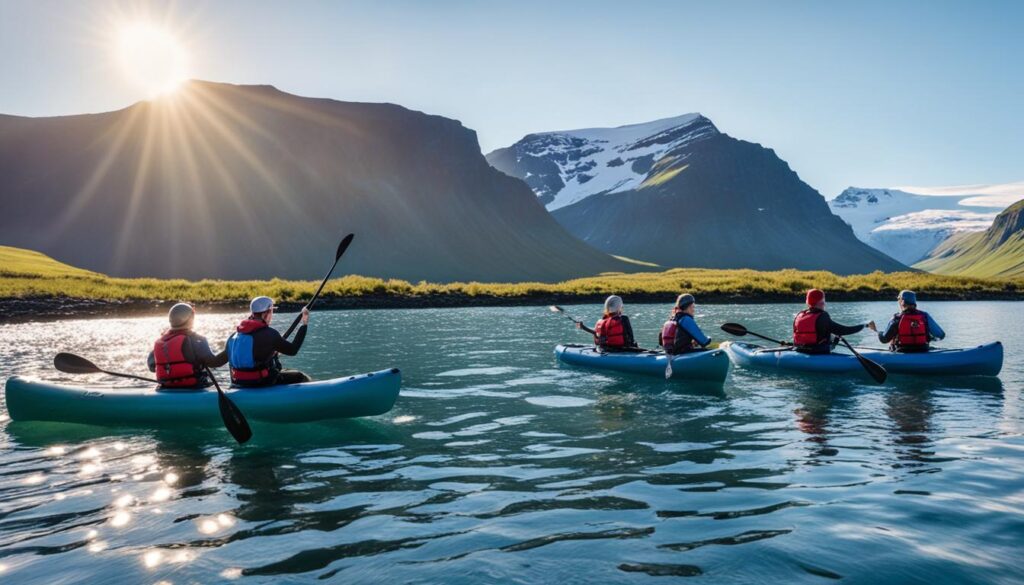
[554, 344, 730, 382]
[722, 341, 1002, 377]
[4, 369, 401, 426]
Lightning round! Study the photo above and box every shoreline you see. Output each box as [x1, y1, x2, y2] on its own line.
[3, 290, 1022, 324]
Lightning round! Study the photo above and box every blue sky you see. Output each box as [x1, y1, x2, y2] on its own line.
[1, 0, 1021, 197]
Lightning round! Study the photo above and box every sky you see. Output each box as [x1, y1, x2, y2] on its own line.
[1, 0, 1022, 198]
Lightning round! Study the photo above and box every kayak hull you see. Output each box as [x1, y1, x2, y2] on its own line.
[722, 341, 1002, 377]
[554, 344, 730, 382]
[4, 369, 402, 426]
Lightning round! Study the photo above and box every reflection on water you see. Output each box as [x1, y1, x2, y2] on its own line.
[0, 302, 1022, 583]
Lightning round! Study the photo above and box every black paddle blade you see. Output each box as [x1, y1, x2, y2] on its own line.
[54, 352, 101, 374]
[837, 337, 887, 384]
[858, 355, 888, 384]
[217, 390, 253, 444]
[720, 323, 748, 336]
[335, 233, 354, 261]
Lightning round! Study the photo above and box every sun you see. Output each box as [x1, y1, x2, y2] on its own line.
[116, 22, 189, 98]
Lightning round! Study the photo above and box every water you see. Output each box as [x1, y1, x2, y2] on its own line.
[0, 301, 1022, 584]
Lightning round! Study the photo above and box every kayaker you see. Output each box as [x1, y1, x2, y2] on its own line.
[877, 290, 945, 353]
[147, 302, 228, 388]
[577, 295, 638, 352]
[659, 293, 711, 354]
[793, 289, 876, 354]
[226, 296, 312, 386]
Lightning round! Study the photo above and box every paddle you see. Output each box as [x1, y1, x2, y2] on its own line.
[721, 323, 791, 346]
[836, 336, 888, 384]
[206, 365, 252, 443]
[548, 305, 595, 335]
[282, 234, 354, 341]
[53, 353, 253, 444]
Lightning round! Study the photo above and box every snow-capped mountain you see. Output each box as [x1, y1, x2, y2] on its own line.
[830, 188, 1008, 264]
[487, 114, 718, 210]
[487, 116, 906, 274]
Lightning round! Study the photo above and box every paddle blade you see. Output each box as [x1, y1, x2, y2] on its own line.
[54, 353, 101, 374]
[720, 323, 748, 337]
[549, 306, 564, 313]
[335, 233, 355, 261]
[664, 357, 673, 379]
[217, 389, 253, 444]
[857, 355, 888, 384]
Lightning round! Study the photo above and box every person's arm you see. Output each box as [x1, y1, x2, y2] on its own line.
[878, 317, 898, 344]
[577, 322, 597, 336]
[681, 316, 711, 347]
[272, 325, 306, 356]
[193, 336, 228, 368]
[825, 313, 866, 337]
[927, 314, 945, 340]
[147, 351, 156, 373]
[621, 316, 637, 347]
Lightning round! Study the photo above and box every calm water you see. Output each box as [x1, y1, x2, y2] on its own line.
[0, 302, 1022, 584]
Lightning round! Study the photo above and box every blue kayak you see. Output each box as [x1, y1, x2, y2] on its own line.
[722, 341, 1002, 377]
[554, 344, 730, 382]
[4, 369, 402, 426]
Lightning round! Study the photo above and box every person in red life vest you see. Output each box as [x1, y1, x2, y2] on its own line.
[659, 293, 712, 354]
[576, 295, 638, 352]
[226, 296, 312, 387]
[147, 302, 228, 389]
[793, 289, 876, 355]
[877, 290, 945, 353]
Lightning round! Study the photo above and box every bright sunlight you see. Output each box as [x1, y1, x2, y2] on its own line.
[116, 22, 189, 97]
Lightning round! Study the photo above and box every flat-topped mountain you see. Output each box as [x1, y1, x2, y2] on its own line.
[0, 81, 634, 282]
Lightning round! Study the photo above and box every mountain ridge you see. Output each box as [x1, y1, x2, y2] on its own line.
[915, 199, 1024, 278]
[0, 80, 635, 282]
[488, 116, 907, 274]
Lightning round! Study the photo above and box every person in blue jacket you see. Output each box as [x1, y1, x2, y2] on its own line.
[877, 290, 945, 352]
[659, 294, 711, 354]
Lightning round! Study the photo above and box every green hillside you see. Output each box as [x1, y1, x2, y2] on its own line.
[0, 246, 103, 278]
[915, 199, 1024, 278]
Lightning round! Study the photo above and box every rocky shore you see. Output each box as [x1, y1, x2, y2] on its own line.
[2, 290, 1022, 324]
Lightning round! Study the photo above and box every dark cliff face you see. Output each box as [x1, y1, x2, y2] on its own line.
[0, 81, 631, 282]
[497, 127, 906, 274]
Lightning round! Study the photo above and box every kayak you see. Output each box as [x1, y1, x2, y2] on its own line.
[4, 369, 401, 426]
[722, 341, 1002, 377]
[554, 344, 730, 382]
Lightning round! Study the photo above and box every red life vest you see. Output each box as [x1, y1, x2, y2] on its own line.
[153, 331, 200, 388]
[595, 315, 626, 348]
[793, 310, 825, 347]
[895, 310, 929, 350]
[660, 310, 695, 354]
[229, 318, 274, 385]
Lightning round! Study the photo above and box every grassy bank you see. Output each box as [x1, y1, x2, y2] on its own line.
[1, 246, 1021, 322]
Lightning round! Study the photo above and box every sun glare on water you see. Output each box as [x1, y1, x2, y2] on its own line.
[116, 22, 189, 97]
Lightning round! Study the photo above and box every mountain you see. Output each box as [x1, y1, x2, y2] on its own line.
[0, 81, 634, 282]
[914, 199, 1024, 278]
[487, 115, 906, 274]
[829, 187, 1005, 264]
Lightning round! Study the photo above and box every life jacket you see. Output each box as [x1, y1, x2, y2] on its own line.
[228, 318, 275, 385]
[595, 314, 626, 348]
[660, 311, 696, 354]
[894, 309, 930, 351]
[153, 330, 201, 388]
[793, 309, 827, 348]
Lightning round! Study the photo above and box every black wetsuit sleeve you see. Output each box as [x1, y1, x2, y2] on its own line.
[192, 335, 228, 368]
[271, 325, 306, 356]
[826, 314, 865, 337]
[147, 351, 156, 372]
[621, 316, 637, 347]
